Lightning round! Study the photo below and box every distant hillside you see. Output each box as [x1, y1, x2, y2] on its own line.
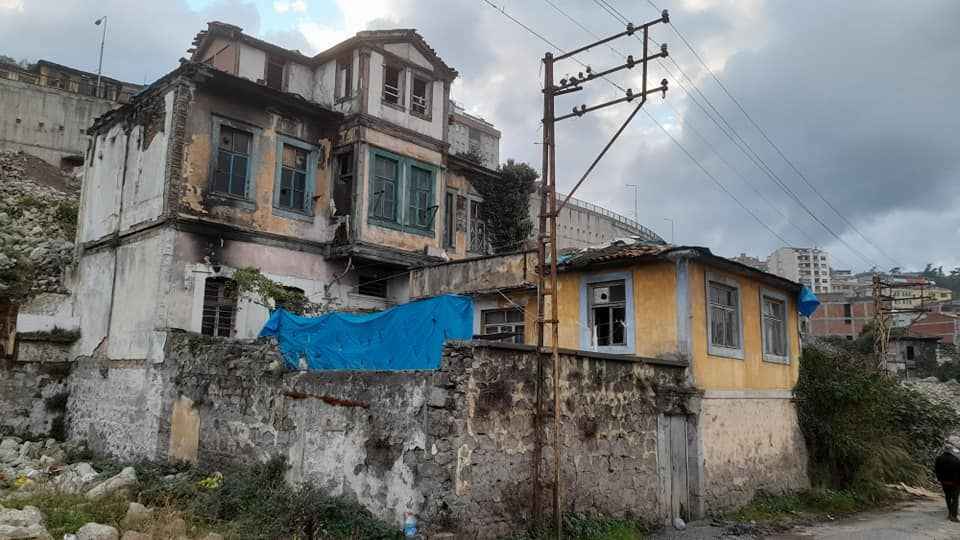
[0, 151, 79, 301]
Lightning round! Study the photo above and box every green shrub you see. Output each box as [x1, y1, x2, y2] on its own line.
[795, 344, 960, 490]
[508, 513, 650, 540]
[4, 493, 128, 537]
[138, 457, 401, 539]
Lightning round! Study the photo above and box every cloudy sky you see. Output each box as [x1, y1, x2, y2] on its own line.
[2, 0, 957, 272]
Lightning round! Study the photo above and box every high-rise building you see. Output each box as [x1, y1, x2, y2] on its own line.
[766, 247, 832, 292]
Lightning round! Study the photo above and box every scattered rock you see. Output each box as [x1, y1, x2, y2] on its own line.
[673, 517, 687, 530]
[119, 532, 151, 540]
[51, 463, 98, 495]
[17, 442, 42, 462]
[118, 502, 152, 532]
[0, 440, 19, 464]
[85, 467, 137, 500]
[75, 522, 119, 540]
[0, 504, 51, 539]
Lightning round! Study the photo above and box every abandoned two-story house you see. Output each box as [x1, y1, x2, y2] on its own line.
[65, 23, 501, 452]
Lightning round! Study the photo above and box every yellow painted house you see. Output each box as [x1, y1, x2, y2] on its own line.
[409, 239, 810, 512]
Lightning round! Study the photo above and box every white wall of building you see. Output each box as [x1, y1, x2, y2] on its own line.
[766, 247, 832, 292]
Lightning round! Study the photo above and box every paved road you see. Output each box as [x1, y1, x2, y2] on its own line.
[655, 496, 960, 539]
[768, 497, 958, 540]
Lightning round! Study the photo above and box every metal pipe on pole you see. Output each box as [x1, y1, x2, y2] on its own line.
[95, 16, 107, 98]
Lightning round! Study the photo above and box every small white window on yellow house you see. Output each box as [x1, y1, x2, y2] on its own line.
[706, 273, 743, 359]
[761, 290, 789, 364]
[590, 281, 627, 347]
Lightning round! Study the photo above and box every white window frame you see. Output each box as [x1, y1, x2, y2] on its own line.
[579, 271, 634, 354]
[382, 62, 404, 108]
[705, 271, 744, 360]
[760, 288, 790, 364]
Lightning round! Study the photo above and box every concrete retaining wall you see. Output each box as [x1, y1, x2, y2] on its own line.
[0, 357, 70, 438]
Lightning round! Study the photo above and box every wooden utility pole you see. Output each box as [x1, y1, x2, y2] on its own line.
[534, 11, 670, 537]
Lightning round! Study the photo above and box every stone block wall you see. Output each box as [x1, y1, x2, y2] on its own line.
[422, 342, 696, 536]
[157, 333, 695, 537]
[0, 357, 69, 438]
[699, 394, 809, 510]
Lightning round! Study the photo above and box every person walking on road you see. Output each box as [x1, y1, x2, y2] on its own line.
[934, 436, 960, 522]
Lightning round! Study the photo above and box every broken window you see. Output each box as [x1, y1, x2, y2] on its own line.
[277, 144, 309, 212]
[410, 75, 431, 117]
[468, 199, 485, 253]
[371, 155, 398, 222]
[443, 191, 455, 249]
[201, 277, 237, 337]
[481, 308, 525, 344]
[383, 64, 402, 106]
[761, 294, 788, 360]
[332, 150, 354, 217]
[212, 125, 252, 198]
[358, 270, 388, 298]
[336, 56, 352, 99]
[843, 303, 852, 324]
[589, 280, 626, 347]
[906, 345, 915, 361]
[407, 166, 434, 229]
[707, 281, 740, 351]
[266, 56, 284, 90]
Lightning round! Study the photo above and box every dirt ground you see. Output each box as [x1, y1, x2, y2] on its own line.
[654, 496, 960, 540]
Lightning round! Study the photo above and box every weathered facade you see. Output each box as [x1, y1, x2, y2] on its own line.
[68, 329, 694, 536]
[410, 240, 810, 513]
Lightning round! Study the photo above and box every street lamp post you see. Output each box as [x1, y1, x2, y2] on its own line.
[94, 16, 107, 98]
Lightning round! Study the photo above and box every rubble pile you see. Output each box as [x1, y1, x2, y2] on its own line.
[0, 436, 222, 540]
[903, 377, 960, 418]
[0, 151, 79, 299]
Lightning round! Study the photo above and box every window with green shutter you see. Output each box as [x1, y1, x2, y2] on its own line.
[212, 125, 252, 198]
[367, 149, 437, 236]
[407, 165, 433, 229]
[371, 154, 399, 222]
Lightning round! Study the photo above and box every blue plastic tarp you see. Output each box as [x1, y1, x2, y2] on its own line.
[259, 294, 473, 371]
[797, 286, 820, 317]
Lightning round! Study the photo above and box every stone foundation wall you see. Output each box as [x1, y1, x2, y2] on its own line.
[0, 357, 69, 438]
[422, 342, 695, 536]
[155, 333, 695, 537]
[65, 354, 174, 460]
[699, 393, 809, 511]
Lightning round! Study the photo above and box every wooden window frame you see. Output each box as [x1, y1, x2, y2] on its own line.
[409, 72, 432, 120]
[705, 272, 744, 360]
[366, 148, 437, 237]
[382, 62, 404, 109]
[273, 135, 317, 220]
[481, 308, 525, 344]
[201, 277, 237, 338]
[209, 116, 260, 205]
[335, 54, 353, 102]
[760, 288, 790, 364]
[578, 271, 634, 354]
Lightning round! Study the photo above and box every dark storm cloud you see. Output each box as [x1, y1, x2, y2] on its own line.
[2, 0, 955, 269]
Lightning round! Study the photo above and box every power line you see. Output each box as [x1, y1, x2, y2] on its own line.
[622, 0, 899, 268]
[591, 0, 879, 269]
[485, 0, 796, 253]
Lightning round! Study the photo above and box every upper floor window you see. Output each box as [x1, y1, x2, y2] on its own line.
[443, 191, 455, 249]
[468, 199, 485, 254]
[277, 144, 308, 212]
[368, 149, 437, 235]
[761, 292, 788, 363]
[212, 124, 252, 198]
[371, 154, 399, 221]
[589, 280, 626, 347]
[383, 63, 403, 106]
[336, 56, 352, 100]
[407, 165, 435, 230]
[707, 276, 742, 358]
[410, 75, 431, 118]
[333, 150, 354, 217]
[266, 56, 284, 90]
[202, 277, 237, 337]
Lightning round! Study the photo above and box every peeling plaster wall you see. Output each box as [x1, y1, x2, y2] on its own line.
[409, 251, 535, 299]
[66, 356, 173, 460]
[166, 333, 431, 525]
[699, 394, 809, 510]
[72, 248, 116, 357]
[179, 91, 336, 243]
[237, 43, 266, 83]
[106, 228, 174, 360]
[78, 123, 126, 243]
[119, 91, 174, 231]
[366, 51, 445, 141]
